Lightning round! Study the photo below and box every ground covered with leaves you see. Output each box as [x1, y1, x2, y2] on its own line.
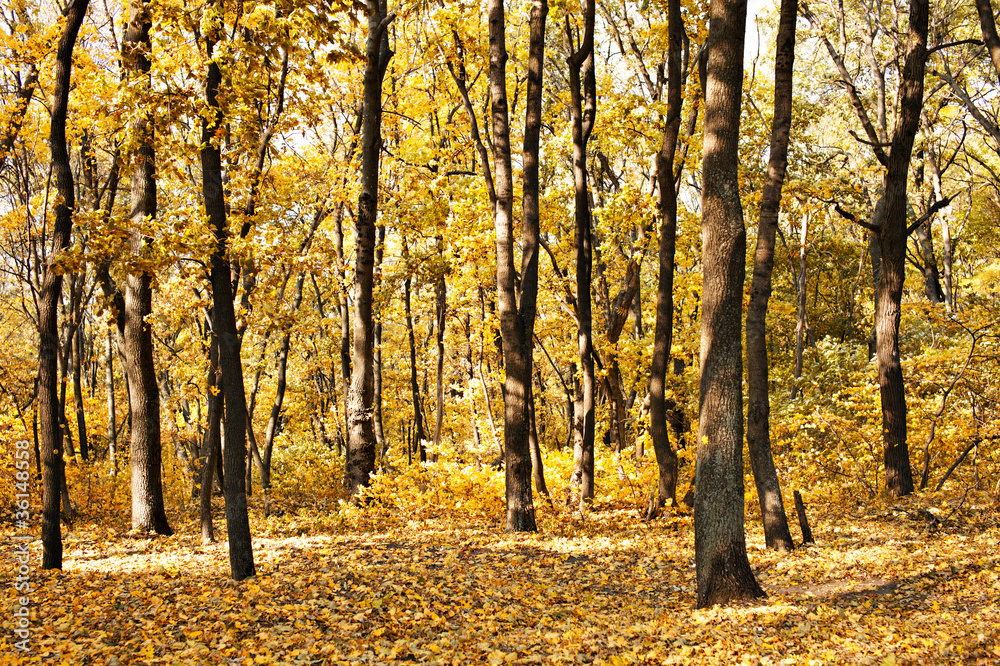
[2, 460, 999, 665]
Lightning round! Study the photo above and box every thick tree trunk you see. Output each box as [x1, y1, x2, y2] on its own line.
[876, 0, 928, 498]
[745, 0, 797, 552]
[38, 0, 89, 569]
[201, 10, 255, 580]
[489, 0, 540, 532]
[649, 0, 684, 511]
[347, 0, 393, 495]
[122, 0, 172, 536]
[694, 0, 766, 608]
[567, 0, 597, 507]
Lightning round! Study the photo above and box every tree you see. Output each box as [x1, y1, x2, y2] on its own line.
[487, 0, 538, 532]
[121, 0, 172, 536]
[648, 0, 684, 511]
[694, 0, 766, 607]
[346, 0, 394, 495]
[38, 0, 90, 570]
[199, 0, 255, 580]
[745, 0, 797, 551]
[567, 0, 597, 508]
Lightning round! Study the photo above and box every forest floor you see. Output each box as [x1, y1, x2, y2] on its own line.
[2, 475, 999, 665]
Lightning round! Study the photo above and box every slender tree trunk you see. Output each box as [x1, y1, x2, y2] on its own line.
[106, 330, 118, 472]
[432, 258, 447, 460]
[73, 317, 88, 460]
[38, 0, 89, 569]
[790, 212, 809, 399]
[528, 382, 549, 497]
[347, 0, 393, 495]
[122, 1, 172, 535]
[489, 0, 540, 532]
[745, 0, 797, 552]
[402, 240, 427, 460]
[875, 0, 928, 498]
[695, 0, 766, 608]
[199, 339, 222, 544]
[648, 0, 684, 510]
[374, 224, 386, 456]
[201, 8, 255, 579]
[567, 0, 597, 507]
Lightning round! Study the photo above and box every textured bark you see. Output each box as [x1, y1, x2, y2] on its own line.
[489, 0, 538, 532]
[745, 0, 797, 552]
[347, 0, 392, 495]
[106, 330, 118, 472]
[201, 9, 255, 580]
[875, 0, 927, 498]
[72, 311, 88, 460]
[38, 0, 89, 570]
[432, 259, 447, 460]
[649, 0, 684, 511]
[976, 0, 1000, 79]
[567, 0, 597, 507]
[123, 1, 172, 535]
[694, 0, 766, 608]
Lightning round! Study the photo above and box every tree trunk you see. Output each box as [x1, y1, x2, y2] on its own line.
[403, 248, 427, 461]
[694, 0, 766, 608]
[106, 330, 118, 472]
[73, 315, 88, 460]
[0, 60, 37, 171]
[745, 0, 797, 552]
[374, 224, 386, 457]
[38, 0, 89, 569]
[489, 0, 540, 532]
[567, 0, 597, 508]
[432, 256, 447, 460]
[347, 0, 393, 495]
[199, 339, 222, 544]
[790, 212, 809, 399]
[201, 8, 255, 580]
[649, 0, 684, 510]
[123, 1, 172, 535]
[875, 0, 928, 498]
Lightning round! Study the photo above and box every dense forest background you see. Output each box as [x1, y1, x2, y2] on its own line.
[1, 0, 999, 660]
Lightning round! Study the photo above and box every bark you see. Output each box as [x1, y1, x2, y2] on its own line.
[489, 0, 539, 532]
[875, 0, 928, 498]
[201, 9, 255, 580]
[123, 1, 172, 535]
[38, 0, 89, 570]
[695, 0, 766, 608]
[567, 0, 597, 507]
[347, 0, 393, 495]
[745, 0, 797, 552]
[975, 0, 1000, 80]
[649, 0, 684, 511]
